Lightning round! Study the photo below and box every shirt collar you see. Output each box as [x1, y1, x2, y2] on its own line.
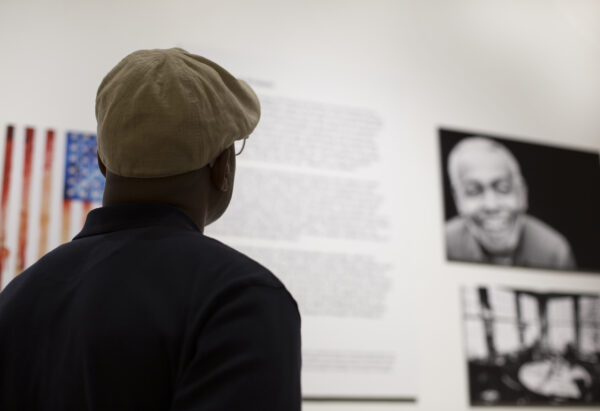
[73, 203, 200, 240]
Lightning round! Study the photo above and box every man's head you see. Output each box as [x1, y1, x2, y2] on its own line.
[447, 137, 528, 255]
[95, 48, 260, 230]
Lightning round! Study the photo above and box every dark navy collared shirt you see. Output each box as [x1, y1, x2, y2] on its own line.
[0, 203, 301, 410]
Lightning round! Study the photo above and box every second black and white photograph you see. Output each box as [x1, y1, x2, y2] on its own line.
[463, 285, 600, 406]
[439, 128, 600, 272]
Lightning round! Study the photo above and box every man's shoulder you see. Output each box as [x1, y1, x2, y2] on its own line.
[444, 216, 483, 262]
[175, 233, 300, 319]
[196, 234, 287, 290]
[518, 215, 575, 269]
[138, 229, 295, 303]
[445, 215, 467, 239]
[2, 228, 288, 304]
[521, 215, 571, 251]
[109, 226, 287, 291]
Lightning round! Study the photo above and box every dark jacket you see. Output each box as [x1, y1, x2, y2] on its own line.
[0, 203, 301, 410]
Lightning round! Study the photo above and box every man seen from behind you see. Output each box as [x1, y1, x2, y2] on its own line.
[0, 48, 302, 410]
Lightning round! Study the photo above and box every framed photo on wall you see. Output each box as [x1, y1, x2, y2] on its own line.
[439, 128, 600, 272]
[462, 285, 600, 406]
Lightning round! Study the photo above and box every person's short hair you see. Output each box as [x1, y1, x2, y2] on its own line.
[447, 137, 524, 189]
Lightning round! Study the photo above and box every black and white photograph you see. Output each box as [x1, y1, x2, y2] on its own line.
[439, 128, 600, 272]
[462, 285, 600, 406]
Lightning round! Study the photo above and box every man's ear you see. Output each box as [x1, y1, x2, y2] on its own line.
[97, 153, 107, 177]
[210, 149, 231, 192]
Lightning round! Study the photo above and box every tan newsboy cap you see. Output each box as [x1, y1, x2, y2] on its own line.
[95, 48, 260, 178]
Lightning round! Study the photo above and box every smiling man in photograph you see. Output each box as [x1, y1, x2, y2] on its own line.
[445, 137, 576, 270]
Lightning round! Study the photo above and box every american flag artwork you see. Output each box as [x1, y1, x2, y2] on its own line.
[0, 124, 104, 290]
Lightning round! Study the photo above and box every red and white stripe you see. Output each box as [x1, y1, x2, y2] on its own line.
[0, 124, 101, 290]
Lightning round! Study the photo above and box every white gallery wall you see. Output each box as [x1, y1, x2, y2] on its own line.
[1, 1, 599, 410]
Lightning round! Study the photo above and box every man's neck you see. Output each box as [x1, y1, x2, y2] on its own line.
[102, 169, 211, 232]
